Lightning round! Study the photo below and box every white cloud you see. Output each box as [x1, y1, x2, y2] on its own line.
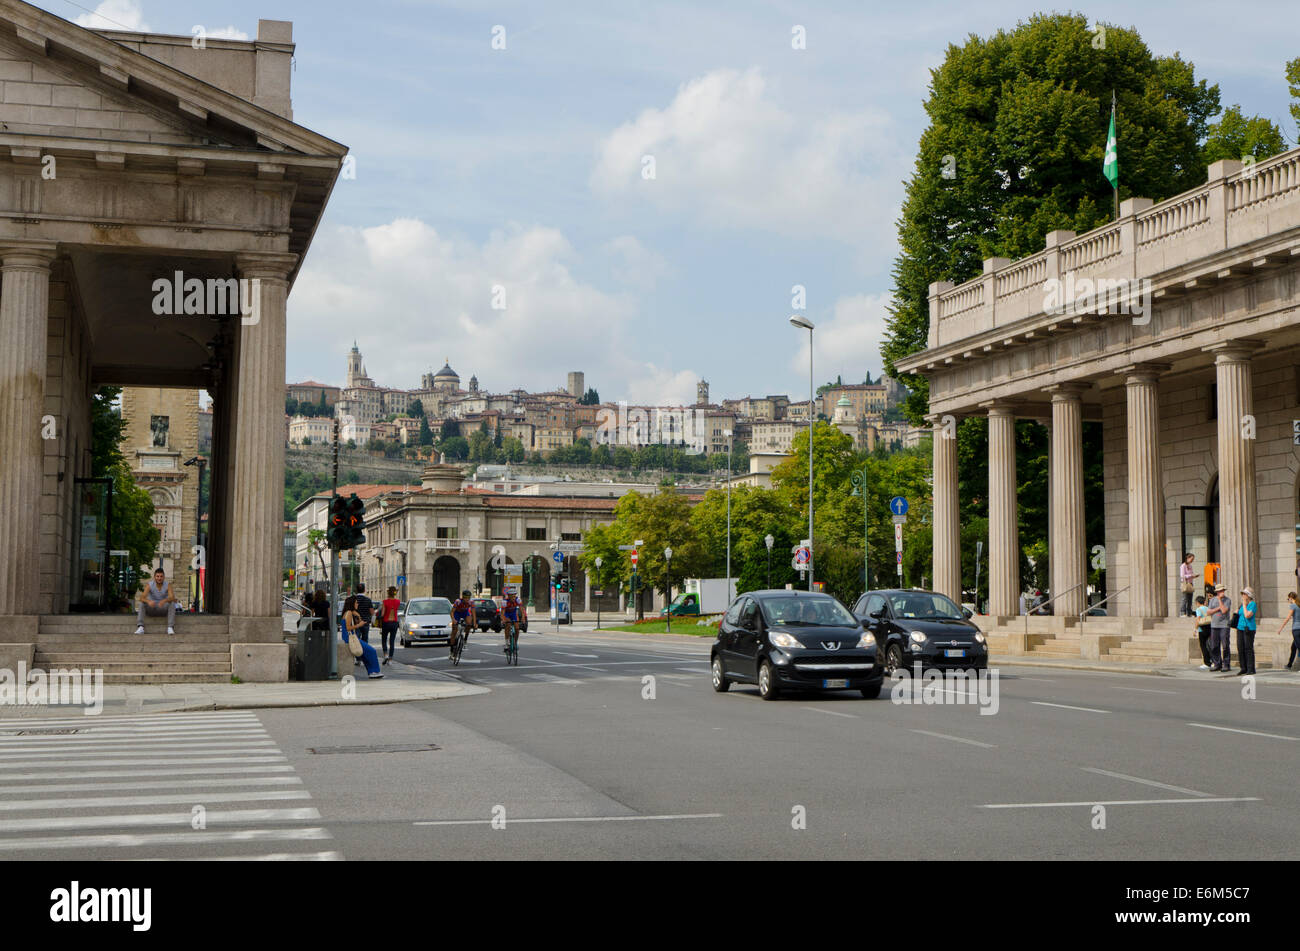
[75, 0, 149, 31]
[590, 67, 906, 250]
[290, 218, 692, 404]
[788, 293, 892, 385]
[203, 26, 251, 41]
[602, 235, 673, 290]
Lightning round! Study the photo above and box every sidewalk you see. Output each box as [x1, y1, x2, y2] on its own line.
[989, 652, 1300, 683]
[0, 676, 488, 721]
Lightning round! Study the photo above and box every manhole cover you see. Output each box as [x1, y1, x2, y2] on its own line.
[6, 728, 85, 736]
[308, 743, 440, 755]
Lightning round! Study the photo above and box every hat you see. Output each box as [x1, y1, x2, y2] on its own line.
[1214, 583, 1226, 592]
[1241, 586, 1254, 598]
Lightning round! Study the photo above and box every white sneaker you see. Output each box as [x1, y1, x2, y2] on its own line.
[167, 628, 175, 636]
[1198, 664, 1210, 670]
[134, 626, 144, 635]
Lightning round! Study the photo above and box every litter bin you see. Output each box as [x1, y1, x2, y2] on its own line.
[297, 618, 328, 681]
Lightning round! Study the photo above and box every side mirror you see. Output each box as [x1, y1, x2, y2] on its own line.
[962, 607, 973, 619]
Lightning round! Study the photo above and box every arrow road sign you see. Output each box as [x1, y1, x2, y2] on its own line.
[552, 550, 565, 565]
[889, 496, 909, 516]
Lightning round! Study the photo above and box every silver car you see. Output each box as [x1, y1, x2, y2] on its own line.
[400, 597, 455, 647]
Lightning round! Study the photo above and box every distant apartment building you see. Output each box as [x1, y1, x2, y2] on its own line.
[289, 415, 334, 445]
[820, 383, 888, 420]
[287, 380, 341, 409]
[751, 419, 799, 453]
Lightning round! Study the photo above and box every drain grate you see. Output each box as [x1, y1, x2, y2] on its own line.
[308, 743, 440, 755]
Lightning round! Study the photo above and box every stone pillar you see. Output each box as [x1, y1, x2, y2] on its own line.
[1209, 344, 1260, 602]
[1048, 385, 1088, 618]
[584, 570, 592, 613]
[227, 253, 296, 639]
[0, 245, 56, 627]
[986, 404, 1019, 618]
[929, 413, 960, 603]
[1124, 366, 1168, 617]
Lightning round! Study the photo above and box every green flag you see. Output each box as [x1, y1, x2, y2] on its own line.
[1103, 102, 1118, 188]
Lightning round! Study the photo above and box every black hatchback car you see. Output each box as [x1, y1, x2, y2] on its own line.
[851, 589, 987, 674]
[711, 590, 883, 700]
[472, 598, 502, 633]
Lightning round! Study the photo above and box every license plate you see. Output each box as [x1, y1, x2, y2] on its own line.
[822, 678, 850, 689]
[944, 649, 966, 658]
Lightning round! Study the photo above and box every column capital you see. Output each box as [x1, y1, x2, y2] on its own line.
[234, 251, 297, 282]
[979, 401, 1018, 418]
[1118, 363, 1170, 385]
[1203, 340, 1264, 364]
[0, 240, 58, 270]
[1043, 382, 1091, 402]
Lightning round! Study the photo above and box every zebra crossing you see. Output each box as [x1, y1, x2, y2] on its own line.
[0, 711, 339, 860]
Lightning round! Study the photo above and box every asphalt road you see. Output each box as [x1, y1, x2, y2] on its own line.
[4, 623, 1299, 860]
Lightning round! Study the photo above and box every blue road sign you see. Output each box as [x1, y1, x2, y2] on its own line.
[396, 575, 406, 585]
[889, 496, 909, 516]
[553, 550, 565, 565]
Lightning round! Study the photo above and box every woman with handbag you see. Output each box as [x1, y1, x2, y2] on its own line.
[1193, 596, 1213, 669]
[341, 595, 383, 679]
[1179, 553, 1196, 617]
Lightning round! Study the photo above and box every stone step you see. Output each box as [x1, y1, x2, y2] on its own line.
[39, 617, 230, 634]
[99, 672, 233, 684]
[36, 660, 233, 674]
[35, 634, 232, 646]
[35, 652, 231, 665]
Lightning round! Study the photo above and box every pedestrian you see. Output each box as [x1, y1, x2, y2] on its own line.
[341, 595, 383, 679]
[1277, 592, 1300, 670]
[1207, 583, 1231, 672]
[1193, 595, 1212, 669]
[1179, 552, 1196, 617]
[134, 567, 177, 635]
[379, 586, 401, 666]
[354, 583, 373, 645]
[1237, 587, 1257, 676]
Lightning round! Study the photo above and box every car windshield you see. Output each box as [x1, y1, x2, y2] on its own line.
[887, 592, 965, 620]
[407, 598, 451, 615]
[759, 596, 856, 627]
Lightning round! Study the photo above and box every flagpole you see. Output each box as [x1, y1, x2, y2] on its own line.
[1111, 90, 1119, 220]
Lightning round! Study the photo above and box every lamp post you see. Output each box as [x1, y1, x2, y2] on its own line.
[183, 455, 206, 611]
[594, 556, 603, 630]
[789, 314, 815, 590]
[725, 428, 733, 606]
[850, 464, 870, 593]
[765, 533, 774, 589]
[525, 552, 538, 609]
[664, 547, 673, 634]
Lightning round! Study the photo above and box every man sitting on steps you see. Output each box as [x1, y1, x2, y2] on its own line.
[135, 568, 177, 636]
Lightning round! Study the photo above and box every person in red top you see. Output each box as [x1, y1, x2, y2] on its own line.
[379, 586, 402, 666]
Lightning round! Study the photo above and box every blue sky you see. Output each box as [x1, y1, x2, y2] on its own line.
[35, 0, 1300, 405]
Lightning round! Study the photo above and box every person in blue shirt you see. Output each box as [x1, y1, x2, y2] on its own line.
[341, 595, 382, 678]
[1236, 586, 1257, 676]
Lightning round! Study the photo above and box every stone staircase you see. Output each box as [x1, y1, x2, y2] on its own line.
[35, 615, 233, 684]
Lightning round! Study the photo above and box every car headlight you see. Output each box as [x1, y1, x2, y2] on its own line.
[857, 632, 876, 649]
[909, 631, 927, 644]
[975, 632, 986, 644]
[769, 631, 800, 649]
[405, 620, 419, 630]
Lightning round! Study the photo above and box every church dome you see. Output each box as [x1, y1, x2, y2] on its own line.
[433, 360, 459, 384]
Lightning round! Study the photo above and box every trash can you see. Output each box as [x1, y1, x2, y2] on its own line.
[297, 618, 328, 681]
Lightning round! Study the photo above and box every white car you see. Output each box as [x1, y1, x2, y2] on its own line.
[400, 597, 455, 647]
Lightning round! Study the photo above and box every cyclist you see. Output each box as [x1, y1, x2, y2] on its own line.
[501, 589, 522, 653]
[450, 590, 476, 657]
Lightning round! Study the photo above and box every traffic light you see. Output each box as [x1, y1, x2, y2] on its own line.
[327, 495, 349, 549]
[345, 494, 366, 548]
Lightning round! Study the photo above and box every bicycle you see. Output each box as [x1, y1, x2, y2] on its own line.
[503, 619, 519, 665]
[450, 618, 469, 666]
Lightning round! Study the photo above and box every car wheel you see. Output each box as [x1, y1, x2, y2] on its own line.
[711, 656, 730, 693]
[758, 660, 780, 701]
[400, 635, 408, 648]
[884, 644, 904, 675]
[493, 623, 501, 633]
[860, 682, 882, 699]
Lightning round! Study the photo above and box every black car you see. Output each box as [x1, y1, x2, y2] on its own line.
[711, 590, 883, 700]
[851, 589, 988, 674]
[472, 598, 502, 632]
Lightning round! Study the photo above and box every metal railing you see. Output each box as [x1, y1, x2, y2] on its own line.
[1079, 585, 1129, 622]
[1020, 581, 1085, 638]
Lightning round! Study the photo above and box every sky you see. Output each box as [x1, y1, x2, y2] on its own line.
[32, 0, 1300, 406]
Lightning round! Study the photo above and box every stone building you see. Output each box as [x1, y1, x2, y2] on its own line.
[897, 152, 1300, 665]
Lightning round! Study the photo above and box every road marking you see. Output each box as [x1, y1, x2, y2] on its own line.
[1188, 722, 1298, 741]
[0, 776, 303, 795]
[0, 740, 278, 755]
[1111, 686, 1177, 695]
[523, 673, 579, 685]
[802, 706, 857, 719]
[910, 729, 995, 748]
[0, 765, 296, 782]
[1031, 701, 1108, 713]
[982, 797, 1259, 809]
[143, 851, 342, 861]
[1080, 767, 1212, 797]
[557, 653, 600, 658]
[0, 756, 288, 770]
[0, 789, 313, 812]
[0, 827, 333, 853]
[414, 812, 723, 827]
[1011, 676, 1057, 683]
[0, 806, 321, 834]
[1245, 698, 1300, 709]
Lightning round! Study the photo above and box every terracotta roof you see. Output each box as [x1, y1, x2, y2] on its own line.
[288, 380, 339, 389]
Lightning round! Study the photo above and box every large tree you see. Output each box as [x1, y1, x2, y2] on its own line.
[1201, 104, 1286, 164]
[92, 387, 159, 577]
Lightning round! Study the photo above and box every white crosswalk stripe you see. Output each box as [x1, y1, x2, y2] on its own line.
[0, 711, 339, 860]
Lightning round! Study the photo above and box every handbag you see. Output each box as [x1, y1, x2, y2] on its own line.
[343, 614, 364, 657]
[1196, 614, 1212, 628]
[1181, 581, 1195, 594]
[1228, 610, 1239, 630]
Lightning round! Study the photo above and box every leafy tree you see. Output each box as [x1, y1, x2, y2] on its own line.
[91, 387, 158, 578]
[440, 419, 458, 441]
[1287, 57, 1300, 136]
[580, 522, 629, 594]
[503, 436, 526, 463]
[408, 399, 424, 417]
[418, 415, 433, 446]
[441, 436, 469, 461]
[690, 485, 799, 594]
[285, 396, 299, 416]
[883, 12, 1222, 422]
[1201, 105, 1286, 164]
[579, 387, 601, 405]
[607, 490, 704, 596]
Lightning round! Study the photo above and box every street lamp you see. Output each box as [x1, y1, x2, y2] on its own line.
[183, 455, 206, 612]
[594, 556, 603, 630]
[526, 551, 538, 609]
[765, 533, 774, 589]
[664, 547, 673, 634]
[725, 428, 733, 606]
[789, 314, 815, 591]
[850, 465, 870, 593]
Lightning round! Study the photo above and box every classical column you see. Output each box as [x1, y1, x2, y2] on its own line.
[1124, 366, 1167, 617]
[584, 570, 592, 613]
[1048, 385, 1088, 618]
[986, 404, 1019, 617]
[227, 253, 296, 630]
[1209, 343, 1260, 601]
[0, 245, 56, 619]
[929, 413, 960, 603]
